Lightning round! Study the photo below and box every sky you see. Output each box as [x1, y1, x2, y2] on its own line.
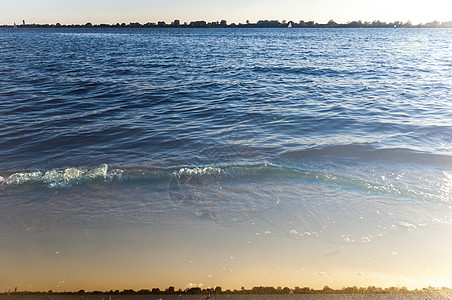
[1, 0, 451, 25]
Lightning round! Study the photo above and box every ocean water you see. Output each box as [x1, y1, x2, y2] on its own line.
[0, 28, 451, 291]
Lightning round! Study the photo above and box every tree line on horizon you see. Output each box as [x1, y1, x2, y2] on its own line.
[2, 285, 451, 296]
[3, 19, 452, 28]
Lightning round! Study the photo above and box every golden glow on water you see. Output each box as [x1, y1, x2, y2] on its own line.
[441, 172, 452, 203]
[1, 222, 451, 292]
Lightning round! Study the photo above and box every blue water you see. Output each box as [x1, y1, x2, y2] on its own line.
[0, 28, 451, 241]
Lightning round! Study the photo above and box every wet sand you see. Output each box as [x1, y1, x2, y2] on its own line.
[2, 223, 451, 292]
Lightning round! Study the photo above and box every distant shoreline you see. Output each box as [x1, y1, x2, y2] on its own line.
[2, 19, 452, 29]
[2, 286, 451, 296]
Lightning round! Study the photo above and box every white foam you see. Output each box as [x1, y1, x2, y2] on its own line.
[107, 168, 124, 180]
[397, 221, 416, 230]
[3, 164, 119, 188]
[88, 163, 109, 179]
[174, 166, 223, 177]
[6, 171, 43, 185]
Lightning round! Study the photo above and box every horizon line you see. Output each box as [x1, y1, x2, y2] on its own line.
[2, 285, 452, 295]
[3, 18, 452, 29]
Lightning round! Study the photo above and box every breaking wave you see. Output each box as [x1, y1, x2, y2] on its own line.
[1, 163, 449, 204]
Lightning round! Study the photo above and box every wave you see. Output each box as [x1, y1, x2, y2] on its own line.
[1, 163, 447, 204]
[1, 164, 121, 188]
[1, 162, 450, 241]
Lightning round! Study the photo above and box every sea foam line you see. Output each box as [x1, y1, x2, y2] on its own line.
[0, 163, 446, 204]
[1, 164, 123, 188]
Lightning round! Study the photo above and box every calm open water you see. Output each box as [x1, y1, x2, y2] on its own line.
[0, 28, 451, 290]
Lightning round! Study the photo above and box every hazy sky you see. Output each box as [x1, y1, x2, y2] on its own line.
[1, 0, 451, 25]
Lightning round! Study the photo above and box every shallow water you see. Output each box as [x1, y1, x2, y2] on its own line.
[0, 28, 451, 291]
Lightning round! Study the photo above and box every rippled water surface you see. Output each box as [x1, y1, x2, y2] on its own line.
[0, 28, 451, 290]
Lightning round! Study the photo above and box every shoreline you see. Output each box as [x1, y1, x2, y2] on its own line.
[2, 286, 451, 296]
[1, 294, 452, 300]
[1, 20, 451, 29]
